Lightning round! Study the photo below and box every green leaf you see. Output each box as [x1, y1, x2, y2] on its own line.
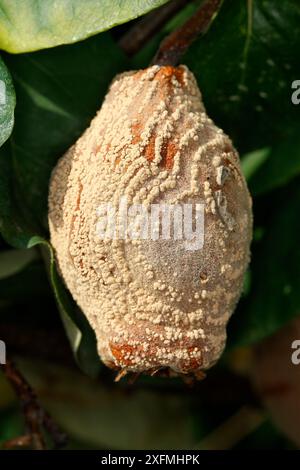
[248, 131, 300, 195]
[0, 56, 15, 147]
[15, 358, 200, 449]
[0, 143, 36, 248]
[228, 180, 300, 347]
[29, 236, 101, 377]
[0, 247, 37, 280]
[241, 148, 270, 181]
[184, 0, 300, 154]
[0, 0, 170, 53]
[0, 408, 24, 446]
[0, 259, 51, 302]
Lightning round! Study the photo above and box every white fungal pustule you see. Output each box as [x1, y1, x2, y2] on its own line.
[48, 65, 252, 377]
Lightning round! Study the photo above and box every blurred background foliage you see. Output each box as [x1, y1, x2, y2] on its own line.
[0, 0, 299, 450]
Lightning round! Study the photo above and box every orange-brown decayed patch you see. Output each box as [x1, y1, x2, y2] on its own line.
[154, 65, 185, 87]
[133, 65, 184, 88]
[132, 127, 177, 169]
[144, 132, 156, 163]
[110, 342, 138, 367]
[131, 122, 142, 145]
[180, 347, 203, 372]
[160, 139, 177, 169]
[128, 67, 183, 168]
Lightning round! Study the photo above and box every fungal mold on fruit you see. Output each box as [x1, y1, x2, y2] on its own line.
[48, 65, 252, 378]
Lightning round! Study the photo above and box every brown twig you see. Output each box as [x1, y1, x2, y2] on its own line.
[152, 0, 223, 66]
[1, 358, 67, 449]
[119, 0, 192, 56]
[42, 409, 67, 448]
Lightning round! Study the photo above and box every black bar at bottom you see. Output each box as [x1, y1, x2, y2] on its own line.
[0, 450, 299, 467]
